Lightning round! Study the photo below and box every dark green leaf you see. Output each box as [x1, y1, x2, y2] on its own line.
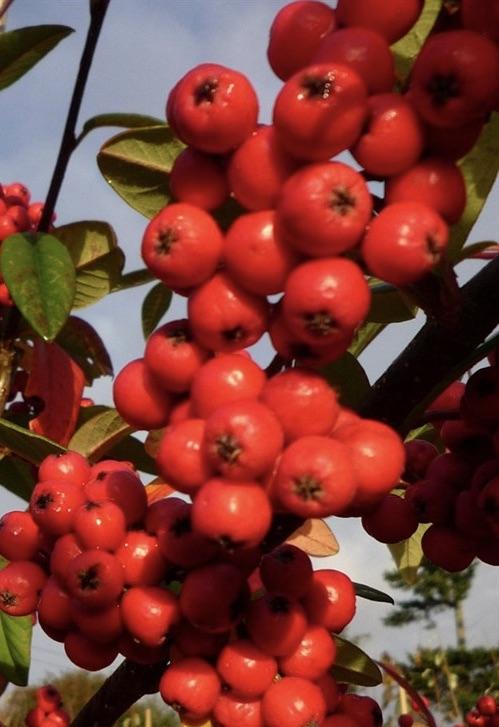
[354, 582, 395, 605]
[0, 609, 32, 686]
[77, 112, 165, 145]
[391, 1, 442, 84]
[349, 321, 385, 358]
[331, 635, 383, 687]
[53, 220, 118, 269]
[56, 316, 113, 385]
[0, 25, 73, 90]
[449, 113, 499, 259]
[97, 126, 184, 218]
[142, 283, 172, 339]
[0, 418, 65, 464]
[0, 455, 36, 500]
[388, 523, 430, 585]
[111, 267, 155, 292]
[106, 435, 157, 475]
[68, 408, 133, 462]
[74, 248, 125, 308]
[368, 284, 417, 324]
[321, 352, 371, 408]
[1, 233, 75, 341]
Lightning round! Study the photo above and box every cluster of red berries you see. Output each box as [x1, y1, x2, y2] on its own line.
[397, 360, 499, 572]
[0, 450, 387, 725]
[0, 181, 53, 307]
[25, 684, 69, 727]
[459, 693, 499, 727]
[137, 0, 499, 372]
[114, 344, 406, 527]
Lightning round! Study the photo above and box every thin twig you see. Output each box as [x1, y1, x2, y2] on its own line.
[38, 0, 111, 232]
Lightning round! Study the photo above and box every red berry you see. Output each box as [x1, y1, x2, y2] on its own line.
[261, 676, 326, 727]
[335, 0, 423, 44]
[65, 549, 124, 609]
[362, 494, 419, 544]
[156, 419, 213, 496]
[216, 639, 277, 698]
[399, 715, 414, 727]
[170, 147, 228, 210]
[339, 693, 383, 726]
[36, 685, 61, 712]
[422, 525, 476, 571]
[49, 533, 83, 586]
[73, 500, 126, 551]
[461, 0, 499, 45]
[38, 451, 91, 487]
[84, 468, 147, 527]
[38, 577, 72, 634]
[141, 202, 223, 290]
[260, 543, 313, 599]
[113, 358, 172, 430]
[70, 599, 123, 644]
[477, 695, 497, 717]
[156, 497, 219, 569]
[64, 631, 118, 671]
[0, 510, 41, 561]
[3, 182, 30, 206]
[30, 480, 85, 536]
[0, 561, 46, 616]
[121, 585, 179, 647]
[159, 657, 221, 720]
[115, 530, 167, 586]
[303, 569, 356, 632]
[247, 593, 308, 657]
[279, 623, 336, 680]
[213, 693, 262, 727]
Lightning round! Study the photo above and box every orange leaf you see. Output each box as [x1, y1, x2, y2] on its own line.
[286, 518, 339, 557]
[145, 479, 175, 503]
[25, 340, 85, 447]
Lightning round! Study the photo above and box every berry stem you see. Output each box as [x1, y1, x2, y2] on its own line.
[38, 0, 111, 232]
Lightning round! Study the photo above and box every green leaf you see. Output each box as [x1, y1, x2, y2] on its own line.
[0, 609, 32, 686]
[0, 455, 36, 500]
[391, 1, 442, 84]
[0, 25, 73, 90]
[53, 220, 118, 269]
[68, 408, 134, 462]
[142, 283, 172, 339]
[56, 316, 113, 385]
[111, 267, 155, 293]
[449, 113, 499, 260]
[97, 126, 184, 218]
[0, 418, 65, 464]
[0, 233, 75, 341]
[105, 435, 157, 475]
[387, 523, 430, 585]
[77, 112, 165, 145]
[331, 635, 383, 687]
[321, 352, 371, 408]
[368, 283, 417, 324]
[74, 248, 125, 309]
[354, 582, 395, 605]
[349, 321, 385, 358]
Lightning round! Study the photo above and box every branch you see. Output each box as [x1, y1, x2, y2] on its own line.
[71, 658, 167, 727]
[360, 257, 499, 432]
[38, 0, 111, 232]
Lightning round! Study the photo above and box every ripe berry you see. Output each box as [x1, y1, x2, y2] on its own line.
[65, 549, 124, 609]
[461, 0, 499, 45]
[313, 27, 394, 94]
[461, 367, 499, 428]
[339, 693, 383, 726]
[216, 639, 277, 698]
[179, 562, 249, 633]
[422, 524, 476, 571]
[70, 600, 123, 644]
[213, 693, 262, 727]
[36, 685, 62, 712]
[37, 577, 72, 633]
[282, 257, 370, 347]
[168, 63, 259, 153]
[274, 435, 357, 518]
[190, 352, 266, 418]
[144, 319, 210, 394]
[335, 0, 423, 44]
[267, 1, 336, 81]
[156, 419, 213, 495]
[399, 715, 414, 727]
[362, 494, 419, 544]
[84, 468, 147, 527]
[30, 480, 86, 536]
[188, 272, 269, 353]
[73, 500, 126, 551]
[279, 624, 336, 680]
[273, 62, 368, 161]
[408, 30, 499, 128]
[423, 117, 484, 161]
[385, 158, 466, 225]
[203, 399, 284, 480]
[276, 162, 372, 257]
[156, 497, 219, 569]
[159, 657, 221, 720]
[169, 147, 228, 210]
[261, 676, 326, 727]
[192, 478, 272, 549]
[118, 632, 169, 665]
[477, 695, 497, 716]
[50, 533, 83, 586]
[403, 439, 439, 483]
[0, 561, 46, 616]
[227, 125, 300, 211]
[0, 510, 41, 561]
[113, 358, 172, 430]
[121, 585, 179, 647]
[115, 530, 167, 586]
[260, 543, 313, 599]
[303, 569, 356, 632]
[351, 93, 424, 177]
[141, 202, 223, 291]
[38, 451, 91, 487]
[64, 631, 118, 671]
[246, 593, 308, 657]
[223, 210, 299, 296]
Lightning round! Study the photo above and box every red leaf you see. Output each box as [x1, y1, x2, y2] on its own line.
[25, 339, 85, 446]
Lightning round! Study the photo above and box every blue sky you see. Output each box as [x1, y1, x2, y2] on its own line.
[0, 0, 497, 695]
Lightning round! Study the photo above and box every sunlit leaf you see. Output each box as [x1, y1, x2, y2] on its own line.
[286, 518, 339, 557]
[145, 480, 175, 503]
[53, 220, 118, 269]
[0, 455, 36, 501]
[1, 233, 75, 341]
[77, 112, 165, 145]
[387, 523, 430, 585]
[74, 248, 125, 308]
[0, 24, 73, 90]
[349, 321, 385, 358]
[68, 408, 133, 462]
[391, 1, 442, 84]
[331, 635, 383, 687]
[97, 126, 184, 218]
[142, 283, 172, 339]
[0, 418, 65, 464]
[0, 609, 32, 686]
